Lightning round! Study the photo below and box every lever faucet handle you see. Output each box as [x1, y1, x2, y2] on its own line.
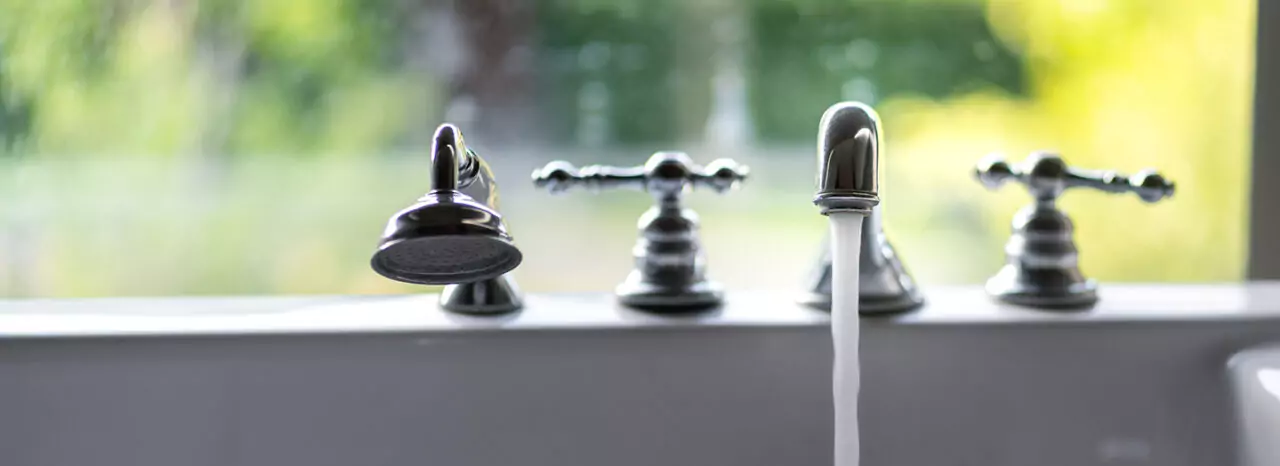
[693, 158, 750, 193]
[531, 151, 748, 312]
[974, 150, 1176, 309]
[974, 151, 1175, 203]
[532, 152, 748, 198]
[531, 161, 648, 193]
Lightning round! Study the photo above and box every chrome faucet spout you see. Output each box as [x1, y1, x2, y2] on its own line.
[814, 102, 881, 215]
[801, 102, 924, 314]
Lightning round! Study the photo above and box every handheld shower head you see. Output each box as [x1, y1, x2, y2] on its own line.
[371, 192, 521, 285]
[370, 124, 522, 286]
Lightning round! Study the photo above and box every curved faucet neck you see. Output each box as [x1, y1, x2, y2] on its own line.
[429, 124, 500, 209]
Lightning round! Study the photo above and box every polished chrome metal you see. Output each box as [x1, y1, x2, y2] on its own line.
[813, 102, 880, 215]
[532, 152, 748, 312]
[438, 275, 523, 315]
[974, 151, 1175, 309]
[371, 123, 523, 315]
[801, 102, 922, 314]
[798, 208, 924, 314]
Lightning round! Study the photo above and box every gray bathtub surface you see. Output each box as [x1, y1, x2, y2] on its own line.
[1, 284, 1279, 338]
[1, 284, 1279, 466]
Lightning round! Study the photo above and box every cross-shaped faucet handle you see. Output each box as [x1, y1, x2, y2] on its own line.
[532, 152, 748, 199]
[973, 150, 1176, 309]
[975, 151, 1175, 203]
[531, 151, 748, 312]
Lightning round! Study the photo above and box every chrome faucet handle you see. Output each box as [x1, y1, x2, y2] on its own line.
[532, 152, 748, 312]
[532, 161, 647, 193]
[974, 151, 1175, 309]
[532, 153, 748, 196]
[975, 152, 1175, 204]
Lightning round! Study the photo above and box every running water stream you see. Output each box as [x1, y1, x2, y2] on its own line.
[830, 212, 864, 466]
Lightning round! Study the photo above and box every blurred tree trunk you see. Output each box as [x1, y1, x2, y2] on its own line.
[449, 0, 537, 144]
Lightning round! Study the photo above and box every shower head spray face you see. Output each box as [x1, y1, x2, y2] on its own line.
[371, 191, 521, 285]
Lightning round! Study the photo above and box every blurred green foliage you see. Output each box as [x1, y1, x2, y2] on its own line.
[750, 0, 1025, 140]
[0, 0, 437, 157]
[0, 0, 1255, 297]
[537, 1, 688, 143]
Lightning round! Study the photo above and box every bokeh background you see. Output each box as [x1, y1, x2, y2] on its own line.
[0, 0, 1255, 297]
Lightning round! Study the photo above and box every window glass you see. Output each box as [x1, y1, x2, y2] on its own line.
[0, 0, 1253, 297]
